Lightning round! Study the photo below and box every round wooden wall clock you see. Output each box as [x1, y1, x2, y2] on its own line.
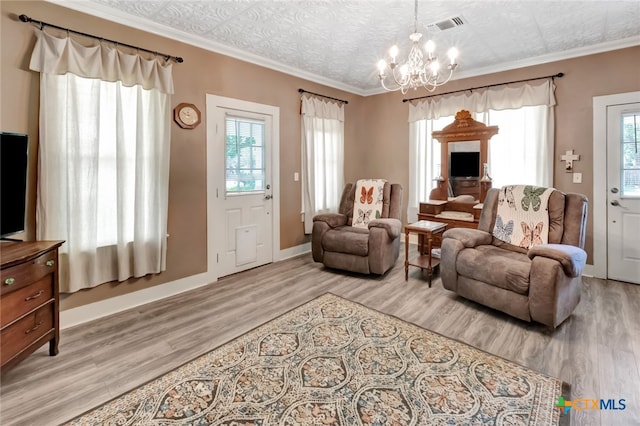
[174, 103, 201, 129]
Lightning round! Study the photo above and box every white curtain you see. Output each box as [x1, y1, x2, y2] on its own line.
[30, 30, 173, 293]
[408, 80, 556, 219]
[481, 106, 553, 188]
[409, 80, 556, 121]
[301, 96, 344, 234]
[408, 117, 447, 223]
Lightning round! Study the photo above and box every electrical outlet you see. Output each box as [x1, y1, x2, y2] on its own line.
[572, 172, 582, 184]
[294, 172, 299, 181]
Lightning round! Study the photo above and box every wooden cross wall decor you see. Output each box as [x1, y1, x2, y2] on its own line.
[561, 150, 580, 172]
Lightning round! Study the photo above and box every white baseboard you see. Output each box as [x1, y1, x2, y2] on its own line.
[583, 263, 595, 278]
[60, 271, 217, 329]
[60, 242, 312, 329]
[275, 242, 311, 261]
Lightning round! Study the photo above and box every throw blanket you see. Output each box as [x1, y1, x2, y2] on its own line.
[492, 185, 554, 249]
[352, 179, 386, 228]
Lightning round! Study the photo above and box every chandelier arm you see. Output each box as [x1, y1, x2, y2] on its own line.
[423, 82, 438, 93]
[390, 67, 409, 88]
[379, 77, 402, 92]
[431, 68, 455, 87]
[419, 72, 430, 86]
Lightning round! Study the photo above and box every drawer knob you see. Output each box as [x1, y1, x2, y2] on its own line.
[4, 277, 15, 286]
[46, 260, 55, 267]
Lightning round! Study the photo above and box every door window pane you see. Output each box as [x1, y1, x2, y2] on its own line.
[621, 112, 640, 197]
[225, 116, 265, 193]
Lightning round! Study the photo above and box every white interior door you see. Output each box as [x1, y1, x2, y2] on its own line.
[607, 103, 640, 284]
[209, 102, 274, 278]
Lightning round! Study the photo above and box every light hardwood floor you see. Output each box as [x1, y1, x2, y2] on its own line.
[1, 247, 639, 425]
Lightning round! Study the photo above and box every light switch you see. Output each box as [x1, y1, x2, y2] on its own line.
[294, 172, 299, 181]
[572, 172, 582, 183]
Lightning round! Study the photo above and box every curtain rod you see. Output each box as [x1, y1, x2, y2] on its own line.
[402, 72, 564, 103]
[298, 88, 348, 104]
[19, 14, 184, 63]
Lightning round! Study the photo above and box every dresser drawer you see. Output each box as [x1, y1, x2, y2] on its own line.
[1, 303, 54, 365]
[455, 187, 480, 197]
[455, 179, 479, 188]
[1, 250, 57, 296]
[0, 276, 53, 327]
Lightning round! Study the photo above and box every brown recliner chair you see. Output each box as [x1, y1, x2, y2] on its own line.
[312, 182, 403, 275]
[440, 187, 588, 328]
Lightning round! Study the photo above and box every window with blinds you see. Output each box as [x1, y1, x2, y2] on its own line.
[225, 116, 265, 194]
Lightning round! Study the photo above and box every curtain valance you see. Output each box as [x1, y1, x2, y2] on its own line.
[409, 80, 555, 122]
[301, 96, 344, 122]
[29, 30, 174, 94]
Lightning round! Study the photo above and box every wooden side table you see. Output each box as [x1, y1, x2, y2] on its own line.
[404, 220, 447, 287]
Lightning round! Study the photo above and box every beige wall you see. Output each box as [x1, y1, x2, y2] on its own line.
[2, 1, 639, 311]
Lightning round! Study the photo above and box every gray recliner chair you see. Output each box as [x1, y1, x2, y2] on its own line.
[312, 182, 403, 275]
[441, 187, 588, 328]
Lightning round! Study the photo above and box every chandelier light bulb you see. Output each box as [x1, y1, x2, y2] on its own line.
[377, 59, 387, 75]
[425, 40, 436, 54]
[389, 45, 399, 63]
[400, 63, 409, 78]
[430, 60, 440, 75]
[448, 47, 459, 65]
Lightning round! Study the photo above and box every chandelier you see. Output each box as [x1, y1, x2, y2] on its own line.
[377, 0, 459, 94]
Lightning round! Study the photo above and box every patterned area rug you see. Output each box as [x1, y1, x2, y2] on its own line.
[65, 293, 569, 425]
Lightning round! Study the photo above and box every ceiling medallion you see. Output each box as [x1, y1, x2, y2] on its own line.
[377, 0, 459, 94]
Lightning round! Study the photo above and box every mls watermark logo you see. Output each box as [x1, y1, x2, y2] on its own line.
[555, 396, 627, 415]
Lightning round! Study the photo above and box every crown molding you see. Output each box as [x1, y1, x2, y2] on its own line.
[44, 1, 640, 98]
[452, 35, 640, 82]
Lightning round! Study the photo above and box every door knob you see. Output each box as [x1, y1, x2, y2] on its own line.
[611, 187, 619, 193]
[610, 200, 620, 206]
[264, 195, 272, 200]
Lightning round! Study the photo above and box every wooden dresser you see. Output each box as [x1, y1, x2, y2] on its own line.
[1, 241, 64, 374]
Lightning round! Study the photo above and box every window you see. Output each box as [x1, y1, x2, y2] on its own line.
[482, 106, 552, 189]
[408, 116, 448, 222]
[90, 78, 142, 247]
[410, 107, 552, 220]
[408, 81, 555, 220]
[301, 96, 345, 234]
[622, 112, 640, 197]
[225, 116, 266, 194]
[31, 31, 173, 292]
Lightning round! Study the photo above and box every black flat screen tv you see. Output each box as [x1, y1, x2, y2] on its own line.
[1, 132, 29, 238]
[450, 151, 480, 178]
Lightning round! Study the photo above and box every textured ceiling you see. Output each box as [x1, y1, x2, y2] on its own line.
[57, 1, 640, 95]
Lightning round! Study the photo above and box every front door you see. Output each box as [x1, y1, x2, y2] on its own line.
[208, 96, 275, 278]
[607, 103, 640, 284]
